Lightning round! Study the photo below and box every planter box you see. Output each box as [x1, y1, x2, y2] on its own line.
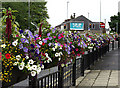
[2, 66, 28, 87]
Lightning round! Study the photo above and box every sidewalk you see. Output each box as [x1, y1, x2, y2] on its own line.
[74, 48, 120, 88]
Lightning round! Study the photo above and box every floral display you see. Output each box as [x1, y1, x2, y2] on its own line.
[0, 8, 119, 83]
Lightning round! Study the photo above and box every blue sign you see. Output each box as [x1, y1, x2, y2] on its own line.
[70, 22, 84, 30]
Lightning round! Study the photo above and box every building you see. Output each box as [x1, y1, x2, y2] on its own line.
[56, 15, 105, 33]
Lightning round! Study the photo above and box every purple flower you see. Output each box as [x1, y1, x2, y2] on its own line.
[36, 44, 40, 48]
[57, 43, 61, 46]
[67, 51, 70, 54]
[25, 39, 29, 43]
[31, 44, 35, 48]
[19, 30, 23, 34]
[52, 29, 55, 33]
[48, 43, 52, 46]
[19, 44, 23, 49]
[43, 39, 47, 43]
[78, 43, 80, 46]
[68, 46, 71, 51]
[36, 49, 39, 54]
[47, 33, 50, 36]
[21, 38, 26, 43]
[48, 37, 52, 40]
[35, 34, 39, 37]
[23, 47, 28, 52]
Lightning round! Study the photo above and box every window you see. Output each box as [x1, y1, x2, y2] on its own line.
[93, 24, 95, 29]
[89, 23, 92, 28]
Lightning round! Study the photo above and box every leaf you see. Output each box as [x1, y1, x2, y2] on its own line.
[15, 21, 20, 27]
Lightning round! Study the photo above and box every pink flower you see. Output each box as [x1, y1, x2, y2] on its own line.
[45, 38, 49, 40]
[76, 48, 78, 51]
[16, 35, 19, 37]
[36, 37, 40, 40]
[58, 36, 62, 39]
[55, 40, 58, 42]
[77, 54, 80, 56]
[53, 36, 56, 38]
[60, 45, 63, 47]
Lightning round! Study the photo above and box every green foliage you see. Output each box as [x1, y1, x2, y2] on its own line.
[2, 2, 49, 33]
[109, 12, 120, 34]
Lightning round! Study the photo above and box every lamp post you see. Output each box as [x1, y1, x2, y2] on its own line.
[28, 0, 30, 29]
[67, 1, 69, 19]
[100, 0, 101, 22]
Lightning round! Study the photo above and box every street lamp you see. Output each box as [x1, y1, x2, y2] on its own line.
[67, 1, 69, 19]
[28, 0, 30, 29]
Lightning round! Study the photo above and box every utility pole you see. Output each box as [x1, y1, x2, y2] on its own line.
[67, 1, 69, 19]
[88, 12, 89, 19]
[100, 0, 101, 22]
[28, 0, 30, 29]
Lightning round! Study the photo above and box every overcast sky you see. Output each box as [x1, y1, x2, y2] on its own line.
[45, 0, 120, 28]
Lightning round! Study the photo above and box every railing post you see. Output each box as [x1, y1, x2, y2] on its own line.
[58, 65, 63, 88]
[29, 74, 37, 88]
[118, 38, 120, 49]
[72, 58, 76, 86]
[108, 42, 109, 52]
[112, 40, 114, 50]
[88, 50, 90, 69]
[81, 55, 84, 76]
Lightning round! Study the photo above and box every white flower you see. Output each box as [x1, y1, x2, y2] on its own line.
[61, 64, 65, 67]
[13, 62, 19, 66]
[58, 58, 61, 61]
[59, 47, 62, 49]
[59, 52, 63, 55]
[41, 64, 44, 69]
[25, 55, 29, 59]
[12, 40, 18, 46]
[55, 43, 58, 49]
[28, 59, 34, 64]
[1, 44, 6, 48]
[18, 62, 25, 70]
[22, 34, 26, 38]
[32, 65, 37, 71]
[55, 53, 59, 57]
[31, 71, 36, 76]
[47, 57, 52, 63]
[39, 41, 42, 45]
[16, 55, 21, 61]
[88, 47, 93, 49]
[45, 53, 48, 57]
[37, 67, 41, 74]
[52, 47, 55, 51]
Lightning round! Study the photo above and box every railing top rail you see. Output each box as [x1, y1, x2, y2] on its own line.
[37, 71, 59, 81]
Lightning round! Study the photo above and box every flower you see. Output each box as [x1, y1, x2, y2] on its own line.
[23, 47, 28, 52]
[19, 44, 23, 49]
[12, 40, 18, 46]
[18, 62, 25, 70]
[5, 53, 11, 59]
[16, 55, 21, 61]
[47, 33, 50, 36]
[28, 59, 34, 64]
[52, 47, 55, 51]
[13, 62, 19, 66]
[25, 55, 29, 59]
[55, 53, 59, 57]
[21, 38, 26, 43]
[31, 71, 36, 76]
[32, 65, 37, 70]
[1, 44, 6, 48]
[19, 29, 23, 34]
[37, 67, 41, 74]
[39, 41, 42, 45]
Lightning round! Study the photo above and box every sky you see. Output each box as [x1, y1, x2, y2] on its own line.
[45, 0, 120, 28]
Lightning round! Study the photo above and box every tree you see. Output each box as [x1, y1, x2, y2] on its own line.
[108, 12, 120, 34]
[2, 1, 49, 33]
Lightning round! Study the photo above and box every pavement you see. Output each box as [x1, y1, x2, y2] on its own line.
[74, 45, 120, 88]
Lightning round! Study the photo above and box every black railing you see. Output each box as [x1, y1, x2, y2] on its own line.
[7, 40, 119, 88]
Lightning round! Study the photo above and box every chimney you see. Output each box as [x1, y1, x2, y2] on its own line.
[73, 13, 76, 18]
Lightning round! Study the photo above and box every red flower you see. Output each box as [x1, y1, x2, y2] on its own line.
[82, 52, 84, 55]
[42, 42, 45, 46]
[5, 53, 11, 59]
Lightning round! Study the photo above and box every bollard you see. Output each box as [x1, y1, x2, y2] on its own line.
[88, 50, 90, 69]
[81, 55, 84, 76]
[29, 74, 37, 88]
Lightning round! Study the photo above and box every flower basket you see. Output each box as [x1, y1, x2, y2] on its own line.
[2, 66, 28, 87]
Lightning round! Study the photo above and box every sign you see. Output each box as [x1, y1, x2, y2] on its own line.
[100, 22, 105, 28]
[70, 22, 84, 30]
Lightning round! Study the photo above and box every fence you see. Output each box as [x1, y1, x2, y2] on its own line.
[8, 39, 120, 88]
